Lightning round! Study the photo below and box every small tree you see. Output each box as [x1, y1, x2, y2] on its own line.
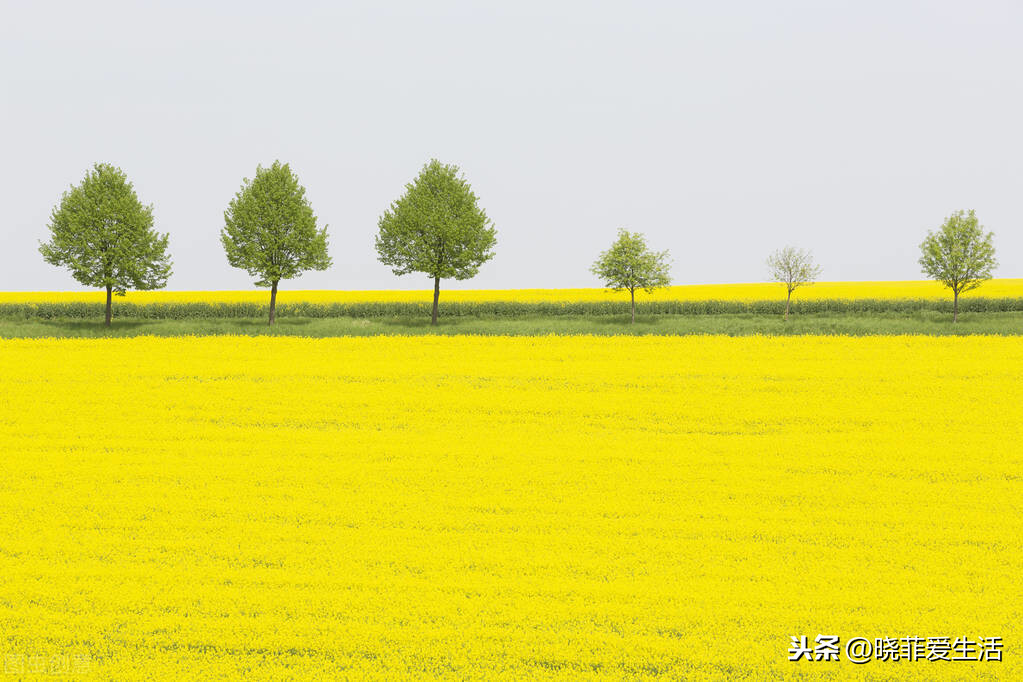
[919, 210, 997, 323]
[376, 159, 496, 325]
[221, 161, 331, 325]
[39, 163, 171, 326]
[767, 247, 821, 321]
[590, 229, 672, 323]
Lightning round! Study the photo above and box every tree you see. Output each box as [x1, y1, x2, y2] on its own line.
[766, 246, 821, 321]
[221, 161, 331, 325]
[376, 159, 497, 325]
[39, 163, 171, 326]
[919, 209, 997, 323]
[590, 229, 672, 323]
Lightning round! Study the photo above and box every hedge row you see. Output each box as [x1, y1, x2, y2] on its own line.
[3, 297, 1023, 319]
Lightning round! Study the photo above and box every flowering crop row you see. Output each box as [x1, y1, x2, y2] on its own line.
[2, 279, 1023, 319]
[0, 335, 1020, 679]
[2, 278, 1022, 304]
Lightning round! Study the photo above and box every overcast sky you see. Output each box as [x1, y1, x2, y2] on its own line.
[2, 0, 1020, 291]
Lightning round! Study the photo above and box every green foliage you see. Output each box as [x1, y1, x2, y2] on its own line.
[39, 163, 171, 295]
[221, 161, 331, 288]
[919, 210, 997, 296]
[11, 296, 1022, 321]
[375, 160, 497, 281]
[590, 229, 672, 294]
[590, 229, 671, 322]
[919, 210, 997, 322]
[4, 310, 1023, 339]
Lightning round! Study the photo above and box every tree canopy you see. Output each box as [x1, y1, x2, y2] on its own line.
[766, 246, 822, 320]
[375, 159, 496, 324]
[221, 161, 331, 323]
[919, 209, 996, 322]
[590, 229, 671, 322]
[39, 163, 171, 325]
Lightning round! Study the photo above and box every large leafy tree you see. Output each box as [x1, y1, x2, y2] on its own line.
[39, 163, 171, 326]
[766, 246, 822, 321]
[590, 229, 672, 323]
[919, 209, 997, 323]
[376, 159, 497, 325]
[221, 161, 331, 324]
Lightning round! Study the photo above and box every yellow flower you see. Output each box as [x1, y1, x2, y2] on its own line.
[2, 278, 1021, 304]
[0, 335, 1018, 678]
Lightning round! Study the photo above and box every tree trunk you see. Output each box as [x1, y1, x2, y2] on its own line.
[431, 276, 440, 326]
[631, 288, 636, 323]
[269, 280, 278, 325]
[104, 285, 112, 327]
[785, 289, 791, 321]
[953, 290, 959, 323]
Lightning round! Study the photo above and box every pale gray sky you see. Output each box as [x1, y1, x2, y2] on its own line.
[2, 0, 1020, 291]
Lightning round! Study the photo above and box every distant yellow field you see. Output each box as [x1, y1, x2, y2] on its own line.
[2, 278, 1021, 305]
[1, 335, 1019, 679]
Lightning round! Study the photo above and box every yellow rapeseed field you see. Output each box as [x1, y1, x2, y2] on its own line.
[2, 278, 1022, 304]
[1, 335, 1019, 679]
